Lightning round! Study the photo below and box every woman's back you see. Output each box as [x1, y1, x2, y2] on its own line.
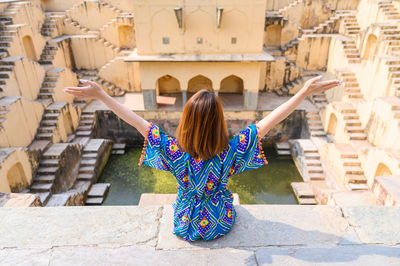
[139, 122, 268, 241]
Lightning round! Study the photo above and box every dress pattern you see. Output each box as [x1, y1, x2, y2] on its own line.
[139, 122, 268, 241]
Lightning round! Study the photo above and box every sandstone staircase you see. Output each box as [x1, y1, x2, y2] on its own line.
[306, 111, 327, 138]
[37, 68, 62, 102]
[41, 12, 65, 38]
[75, 111, 96, 139]
[85, 183, 110, 205]
[38, 41, 59, 66]
[337, 103, 368, 141]
[0, 26, 16, 59]
[274, 141, 291, 158]
[335, 68, 364, 99]
[112, 143, 126, 155]
[35, 102, 66, 141]
[302, 12, 340, 34]
[0, 58, 13, 90]
[338, 12, 362, 64]
[29, 148, 62, 205]
[296, 139, 326, 181]
[0, 101, 9, 128]
[378, 1, 400, 20]
[335, 143, 369, 191]
[291, 182, 317, 205]
[63, 17, 95, 34]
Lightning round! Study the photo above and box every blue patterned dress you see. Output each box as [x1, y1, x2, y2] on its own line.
[139, 123, 268, 241]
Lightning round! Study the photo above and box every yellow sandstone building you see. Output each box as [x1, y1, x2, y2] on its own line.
[0, 0, 399, 207]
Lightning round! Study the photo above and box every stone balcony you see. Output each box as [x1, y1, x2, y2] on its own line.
[0, 205, 399, 265]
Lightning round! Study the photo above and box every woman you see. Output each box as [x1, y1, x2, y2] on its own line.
[64, 76, 340, 241]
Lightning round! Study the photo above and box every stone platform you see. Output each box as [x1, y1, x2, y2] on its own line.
[0, 205, 399, 265]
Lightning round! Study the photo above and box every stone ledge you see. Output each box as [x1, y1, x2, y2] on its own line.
[0, 205, 399, 265]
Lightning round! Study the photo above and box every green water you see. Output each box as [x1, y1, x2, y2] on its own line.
[98, 146, 303, 205]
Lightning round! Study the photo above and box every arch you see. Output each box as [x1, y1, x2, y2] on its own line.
[63, 111, 74, 135]
[265, 24, 282, 47]
[327, 113, 338, 135]
[362, 34, 377, 60]
[7, 162, 28, 192]
[220, 75, 244, 94]
[374, 162, 393, 177]
[187, 75, 213, 93]
[22, 35, 37, 60]
[157, 75, 181, 94]
[118, 25, 134, 48]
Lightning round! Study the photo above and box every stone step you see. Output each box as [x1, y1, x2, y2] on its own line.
[112, 143, 126, 150]
[87, 183, 110, 198]
[39, 126, 56, 133]
[34, 174, 55, 183]
[76, 130, 92, 136]
[77, 173, 94, 180]
[342, 158, 361, 166]
[80, 159, 96, 166]
[111, 150, 125, 155]
[344, 119, 362, 126]
[82, 152, 98, 158]
[305, 160, 322, 166]
[79, 166, 96, 174]
[85, 197, 104, 205]
[41, 119, 57, 126]
[77, 125, 92, 131]
[347, 183, 369, 191]
[30, 182, 53, 192]
[307, 166, 323, 174]
[37, 167, 58, 174]
[308, 173, 325, 180]
[277, 150, 291, 156]
[348, 133, 367, 140]
[40, 159, 59, 166]
[344, 166, 364, 175]
[311, 130, 326, 137]
[345, 174, 367, 184]
[36, 132, 53, 140]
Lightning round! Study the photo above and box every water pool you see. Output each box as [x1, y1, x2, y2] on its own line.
[97, 146, 303, 205]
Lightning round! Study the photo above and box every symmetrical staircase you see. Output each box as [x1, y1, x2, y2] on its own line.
[335, 143, 369, 191]
[37, 68, 62, 102]
[337, 104, 368, 141]
[0, 58, 13, 91]
[274, 141, 291, 158]
[41, 12, 65, 38]
[0, 26, 16, 59]
[35, 102, 66, 141]
[378, 1, 400, 20]
[335, 68, 364, 99]
[302, 141, 325, 181]
[306, 111, 327, 138]
[75, 111, 96, 139]
[29, 151, 61, 205]
[38, 41, 59, 66]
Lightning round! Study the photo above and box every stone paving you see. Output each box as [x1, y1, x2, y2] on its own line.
[0, 205, 399, 265]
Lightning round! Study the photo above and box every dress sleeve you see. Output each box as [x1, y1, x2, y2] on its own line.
[228, 123, 268, 176]
[138, 123, 183, 173]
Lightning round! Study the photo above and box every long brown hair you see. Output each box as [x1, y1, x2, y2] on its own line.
[176, 89, 229, 160]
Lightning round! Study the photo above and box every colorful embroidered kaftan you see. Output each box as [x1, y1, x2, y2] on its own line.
[139, 123, 268, 241]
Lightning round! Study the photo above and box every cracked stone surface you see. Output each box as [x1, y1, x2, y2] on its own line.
[0, 205, 399, 265]
[341, 206, 400, 244]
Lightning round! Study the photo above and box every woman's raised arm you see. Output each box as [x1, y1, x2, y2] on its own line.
[63, 79, 150, 137]
[257, 76, 341, 138]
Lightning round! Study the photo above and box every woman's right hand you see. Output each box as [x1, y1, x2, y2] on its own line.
[63, 79, 108, 100]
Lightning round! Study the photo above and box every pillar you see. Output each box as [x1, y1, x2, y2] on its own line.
[182, 90, 187, 106]
[244, 90, 258, 110]
[142, 89, 156, 110]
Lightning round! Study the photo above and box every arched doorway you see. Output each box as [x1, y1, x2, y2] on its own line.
[22, 35, 37, 60]
[219, 75, 244, 108]
[7, 162, 28, 192]
[118, 25, 134, 48]
[157, 75, 181, 94]
[362, 34, 377, 60]
[374, 162, 392, 177]
[220, 75, 244, 94]
[327, 113, 338, 136]
[265, 24, 282, 48]
[187, 75, 213, 93]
